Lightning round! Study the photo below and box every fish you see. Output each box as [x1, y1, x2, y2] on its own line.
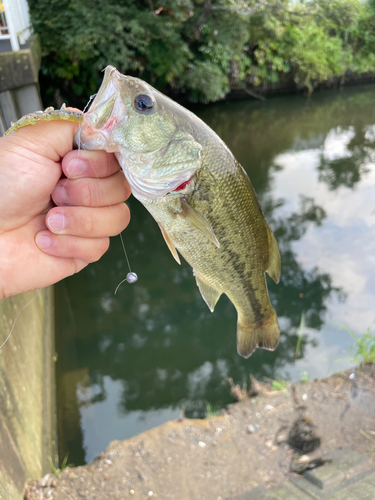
[76, 66, 281, 357]
[8, 65, 280, 358]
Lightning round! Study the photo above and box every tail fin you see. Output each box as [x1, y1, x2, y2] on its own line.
[237, 309, 280, 358]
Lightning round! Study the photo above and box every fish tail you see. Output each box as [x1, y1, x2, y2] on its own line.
[237, 309, 280, 358]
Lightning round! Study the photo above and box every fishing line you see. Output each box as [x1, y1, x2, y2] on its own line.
[80, 94, 137, 290]
[82, 94, 97, 114]
[73, 114, 138, 293]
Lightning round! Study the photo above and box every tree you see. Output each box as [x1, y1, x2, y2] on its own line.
[28, 0, 374, 106]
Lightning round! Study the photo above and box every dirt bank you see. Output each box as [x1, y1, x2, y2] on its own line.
[25, 366, 375, 500]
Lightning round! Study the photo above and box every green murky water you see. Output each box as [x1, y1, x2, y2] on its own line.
[55, 85, 375, 465]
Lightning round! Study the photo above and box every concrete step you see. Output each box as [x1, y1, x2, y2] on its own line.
[290, 448, 374, 499]
[271, 480, 312, 499]
[291, 469, 375, 499]
[227, 448, 375, 500]
[228, 485, 282, 500]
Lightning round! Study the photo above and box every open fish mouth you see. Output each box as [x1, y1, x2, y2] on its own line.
[75, 66, 130, 151]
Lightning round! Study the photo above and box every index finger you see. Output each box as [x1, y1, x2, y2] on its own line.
[62, 150, 121, 179]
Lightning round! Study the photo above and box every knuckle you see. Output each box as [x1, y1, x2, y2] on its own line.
[66, 235, 79, 255]
[83, 211, 95, 235]
[82, 181, 94, 206]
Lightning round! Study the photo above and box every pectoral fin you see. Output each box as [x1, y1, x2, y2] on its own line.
[178, 199, 220, 248]
[265, 224, 281, 284]
[194, 272, 222, 312]
[158, 222, 181, 265]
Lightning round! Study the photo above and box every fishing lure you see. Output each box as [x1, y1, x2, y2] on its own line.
[4, 104, 83, 135]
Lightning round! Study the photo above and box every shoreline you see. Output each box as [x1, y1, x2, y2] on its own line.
[26, 365, 375, 499]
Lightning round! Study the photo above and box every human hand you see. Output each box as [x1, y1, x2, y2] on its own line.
[0, 116, 130, 300]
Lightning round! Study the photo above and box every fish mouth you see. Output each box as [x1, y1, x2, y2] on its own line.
[75, 66, 129, 151]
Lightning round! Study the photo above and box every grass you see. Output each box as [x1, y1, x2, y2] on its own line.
[341, 322, 375, 366]
[271, 379, 288, 393]
[48, 454, 71, 478]
[205, 401, 219, 417]
[300, 371, 310, 383]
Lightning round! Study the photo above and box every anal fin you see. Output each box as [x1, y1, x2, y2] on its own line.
[266, 224, 281, 284]
[194, 272, 221, 312]
[178, 199, 220, 248]
[158, 222, 181, 265]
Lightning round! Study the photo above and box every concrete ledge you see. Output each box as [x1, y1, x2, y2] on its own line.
[0, 288, 55, 500]
[0, 34, 41, 92]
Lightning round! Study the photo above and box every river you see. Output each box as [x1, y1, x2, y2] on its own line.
[55, 84, 375, 465]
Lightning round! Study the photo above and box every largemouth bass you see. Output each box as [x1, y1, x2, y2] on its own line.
[76, 66, 281, 358]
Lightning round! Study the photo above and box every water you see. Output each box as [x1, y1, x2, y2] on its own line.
[55, 84, 375, 466]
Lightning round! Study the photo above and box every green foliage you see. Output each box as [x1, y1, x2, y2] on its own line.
[342, 322, 375, 366]
[351, 0, 375, 73]
[271, 379, 288, 392]
[180, 61, 230, 102]
[48, 454, 71, 478]
[27, 0, 375, 106]
[205, 400, 219, 417]
[300, 371, 310, 383]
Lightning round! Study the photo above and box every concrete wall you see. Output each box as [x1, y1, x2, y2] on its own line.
[0, 32, 55, 499]
[0, 289, 55, 499]
[0, 34, 43, 133]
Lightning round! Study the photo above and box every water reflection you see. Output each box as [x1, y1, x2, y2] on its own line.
[56, 84, 375, 465]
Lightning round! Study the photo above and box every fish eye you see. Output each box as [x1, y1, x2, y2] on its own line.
[133, 93, 154, 113]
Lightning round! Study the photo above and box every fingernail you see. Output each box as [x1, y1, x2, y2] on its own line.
[67, 159, 85, 177]
[48, 213, 66, 232]
[36, 233, 53, 249]
[53, 185, 68, 205]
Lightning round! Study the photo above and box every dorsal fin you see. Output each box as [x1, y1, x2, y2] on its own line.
[266, 224, 281, 284]
[194, 272, 222, 312]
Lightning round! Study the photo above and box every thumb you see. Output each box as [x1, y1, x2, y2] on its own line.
[5, 108, 83, 162]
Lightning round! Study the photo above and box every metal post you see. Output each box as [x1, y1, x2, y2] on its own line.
[2, 0, 19, 51]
